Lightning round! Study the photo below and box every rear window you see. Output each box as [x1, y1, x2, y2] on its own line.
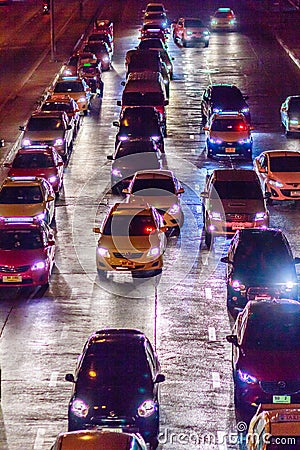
[211, 118, 247, 132]
[27, 118, 63, 131]
[54, 82, 83, 93]
[12, 153, 54, 169]
[102, 213, 157, 236]
[115, 142, 156, 158]
[269, 156, 300, 172]
[185, 19, 204, 27]
[211, 181, 263, 200]
[131, 178, 175, 194]
[123, 92, 165, 106]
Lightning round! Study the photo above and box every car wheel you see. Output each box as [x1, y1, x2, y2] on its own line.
[285, 130, 292, 138]
[204, 41, 209, 48]
[182, 39, 187, 48]
[204, 230, 213, 248]
[97, 269, 108, 280]
[83, 109, 88, 116]
[149, 437, 159, 450]
[111, 184, 121, 195]
[207, 148, 213, 159]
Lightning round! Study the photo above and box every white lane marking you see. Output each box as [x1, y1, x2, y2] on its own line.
[212, 371, 221, 389]
[194, 183, 200, 192]
[49, 371, 59, 387]
[208, 326, 216, 341]
[196, 205, 202, 213]
[33, 428, 45, 449]
[217, 430, 227, 450]
[60, 324, 69, 340]
[205, 287, 212, 299]
[189, 134, 194, 140]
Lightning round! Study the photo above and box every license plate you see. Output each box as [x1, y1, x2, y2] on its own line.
[101, 428, 123, 433]
[3, 275, 22, 283]
[273, 395, 291, 404]
[232, 223, 245, 230]
[225, 147, 235, 153]
[291, 191, 300, 197]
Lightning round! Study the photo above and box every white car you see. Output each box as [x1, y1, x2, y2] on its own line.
[210, 7, 237, 31]
[280, 95, 300, 136]
[254, 150, 300, 202]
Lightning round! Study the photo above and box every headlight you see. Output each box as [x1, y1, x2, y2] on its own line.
[31, 261, 46, 271]
[34, 213, 46, 222]
[210, 211, 222, 221]
[22, 138, 32, 146]
[151, 135, 160, 141]
[138, 399, 155, 417]
[211, 20, 217, 25]
[241, 107, 249, 113]
[254, 212, 267, 221]
[203, 30, 210, 36]
[269, 179, 284, 188]
[209, 137, 222, 144]
[119, 135, 129, 141]
[285, 281, 296, 290]
[187, 30, 193, 35]
[229, 19, 236, 25]
[147, 247, 160, 257]
[168, 204, 180, 214]
[54, 138, 64, 146]
[48, 176, 57, 184]
[237, 369, 257, 384]
[97, 247, 110, 257]
[71, 399, 89, 418]
[112, 168, 122, 178]
[230, 279, 244, 291]
[238, 138, 251, 144]
[212, 107, 222, 113]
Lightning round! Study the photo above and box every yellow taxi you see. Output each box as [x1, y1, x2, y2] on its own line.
[93, 202, 166, 278]
[52, 76, 91, 115]
[0, 176, 55, 225]
[247, 403, 300, 449]
[51, 430, 147, 450]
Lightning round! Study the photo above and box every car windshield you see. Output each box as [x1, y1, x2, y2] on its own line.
[86, 43, 107, 53]
[120, 115, 160, 135]
[27, 118, 63, 131]
[243, 307, 300, 350]
[131, 178, 175, 194]
[78, 341, 152, 388]
[0, 229, 44, 250]
[211, 87, 244, 105]
[115, 142, 156, 158]
[12, 153, 54, 169]
[0, 186, 43, 204]
[215, 11, 232, 18]
[185, 19, 205, 27]
[54, 82, 83, 93]
[102, 213, 157, 236]
[123, 92, 164, 106]
[211, 119, 247, 132]
[211, 181, 263, 200]
[289, 98, 300, 114]
[269, 155, 300, 172]
[139, 39, 164, 49]
[41, 102, 73, 113]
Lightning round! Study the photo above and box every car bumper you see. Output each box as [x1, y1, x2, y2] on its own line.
[96, 255, 163, 272]
[207, 141, 252, 157]
[206, 218, 269, 236]
[0, 268, 51, 287]
[228, 285, 298, 309]
[267, 184, 300, 201]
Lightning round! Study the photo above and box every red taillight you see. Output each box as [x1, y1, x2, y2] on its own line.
[228, 14, 233, 18]
[239, 125, 246, 130]
[145, 226, 155, 233]
[154, 106, 164, 115]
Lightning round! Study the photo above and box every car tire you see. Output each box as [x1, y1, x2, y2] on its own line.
[204, 230, 213, 248]
[111, 184, 121, 195]
[207, 148, 213, 159]
[97, 269, 108, 280]
[182, 39, 187, 48]
[285, 130, 292, 138]
[149, 437, 159, 450]
[204, 41, 209, 48]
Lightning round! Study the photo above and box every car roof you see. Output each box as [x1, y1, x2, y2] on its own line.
[236, 227, 285, 242]
[133, 169, 174, 179]
[211, 112, 246, 120]
[30, 110, 66, 119]
[246, 298, 300, 316]
[211, 168, 259, 181]
[17, 145, 54, 154]
[262, 150, 300, 157]
[2, 176, 43, 187]
[110, 203, 152, 214]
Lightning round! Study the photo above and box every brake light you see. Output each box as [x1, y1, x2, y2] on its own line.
[239, 124, 246, 130]
[145, 226, 155, 233]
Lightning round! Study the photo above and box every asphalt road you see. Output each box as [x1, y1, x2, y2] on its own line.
[0, 0, 300, 449]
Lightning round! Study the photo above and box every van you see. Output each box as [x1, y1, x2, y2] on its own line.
[117, 71, 168, 135]
[201, 168, 269, 247]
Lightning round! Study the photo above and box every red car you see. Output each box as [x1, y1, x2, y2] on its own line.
[5, 146, 64, 194]
[227, 299, 300, 411]
[0, 219, 55, 288]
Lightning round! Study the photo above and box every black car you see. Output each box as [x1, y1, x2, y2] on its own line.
[113, 106, 164, 153]
[65, 329, 165, 449]
[221, 228, 300, 316]
[201, 83, 250, 125]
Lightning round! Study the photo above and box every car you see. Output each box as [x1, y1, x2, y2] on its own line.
[0, 218, 55, 288]
[143, 3, 167, 14]
[172, 17, 210, 47]
[113, 106, 165, 152]
[123, 169, 184, 234]
[204, 112, 253, 159]
[65, 328, 165, 447]
[77, 51, 98, 67]
[51, 430, 147, 450]
[78, 63, 104, 97]
[40, 94, 81, 136]
[143, 11, 169, 30]
[201, 169, 269, 248]
[280, 95, 300, 137]
[226, 299, 300, 411]
[83, 42, 112, 71]
[92, 203, 166, 277]
[93, 18, 114, 39]
[140, 24, 168, 42]
[138, 39, 173, 79]
[62, 54, 80, 77]
[52, 77, 91, 115]
[86, 33, 114, 55]
[19, 110, 74, 161]
[107, 139, 163, 194]
[201, 83, 250, 125]
[221, 228, 300, 315]
[247, 403, 300, 449]
[210, 7, 237, 31]
[254, 150, 300, 202]
[0, 176, 55, 225]
[4, 146, 64, 195]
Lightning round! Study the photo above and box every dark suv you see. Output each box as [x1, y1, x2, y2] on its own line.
[221, 228, 300, 316]
[113, 106, 164, 153]
[201, 84, 250, 125]
[65, 329, 165, 449]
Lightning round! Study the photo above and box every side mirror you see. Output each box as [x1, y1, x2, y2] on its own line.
[226, 334, 239, 347]
[200, 191, 208, 198]
[294, 257, 300, 264]
[117, 100, 122, 106]
[65, 373, 75, 383]
[258, 165, 267, 173]
[122, 188, 130, 194]
[177, 187, 184, 194]
[250, 126, 254, 131]
[67, 125, 72, 130]
[112, 121, 119, 127]
[48, 240, 55, 246]
[154, 373, 165, 383]
[107, 155, 113, 160]
[3, 162, 11, 168]
[164, 100, 169, 106]
[160, 226, 167, 233]
[203, 126, 209, 131]
[47, 195, 55, 202]
[220, 256, 231, 264]
[93, 227, 101, 233]
[19, 125, 25, 131]
[57, 161, 64, 167]
[120, 81, 125, 86]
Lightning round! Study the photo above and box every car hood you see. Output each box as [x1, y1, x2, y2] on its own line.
[232, 267, 297, 284]
[98, 234, 162, 252]
[238, 350, 300, 380]
[24, 130, 64, 141]
[210, 130, 249, 141]
[0, 203, 45, 217]
[209, 198, 265, 214]
[128, 195, 179, 210]
[268, 171, 300, 184]
[0, 249, 45, 266]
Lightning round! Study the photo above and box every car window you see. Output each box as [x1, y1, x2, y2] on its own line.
[123, 92, 165, 106]
[0, 229, 43, 250]
[12, 153, 54, 169]
[269, 155, 300, 172]
[289, 98, 300, 113]
[42, 102, 72, 113]
[102, 213, 157, 236]
[131, 178, 175, 194]
[211, 119, 247, 132]
[211, 181, 263, 200]
[185, 19, 204, 27]
[27, 118, 63, 131]
[54, 82, 83, 93]
[0, 186, 43, 204]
